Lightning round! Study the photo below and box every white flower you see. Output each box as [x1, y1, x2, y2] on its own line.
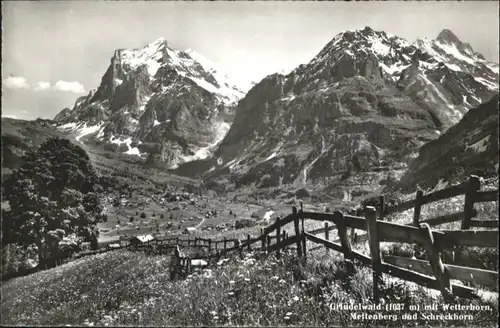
[286, 312, 293, 316]
[230, 280, 236, 284]
[292, 296, 299, 302]
[244, 278, 250, 282]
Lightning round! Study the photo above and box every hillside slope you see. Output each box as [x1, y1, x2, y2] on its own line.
[2, 249, 497, 327]
[1, 118, 64, 182]
[394, 94, 499, 192]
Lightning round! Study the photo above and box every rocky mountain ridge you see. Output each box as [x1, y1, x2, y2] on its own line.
[54, 38, 251, 168]
[176, 27, 498, 198]
[394, 94, 499, 193]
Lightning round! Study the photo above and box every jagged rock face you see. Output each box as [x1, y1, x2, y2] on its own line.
[176, 27, 498, 198]
[394, 94, 499, 192]
[53, 107, 72, 122]
[54, 38, 249, 168]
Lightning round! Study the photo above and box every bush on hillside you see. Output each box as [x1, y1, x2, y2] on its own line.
[234, 219, 256, 230]
[295, 188, 310, 199]
[2, 137, 104, 266]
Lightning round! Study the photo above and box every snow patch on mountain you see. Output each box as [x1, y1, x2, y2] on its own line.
[380, 62, 411, 78]
[175, 121, 231, 168]
[185, 49, 254, 93]
[367, 35, 391, 57]
[58, 122, 105, 144]
[76, 124, 104, 142]
[120, 37, 166, 77]
[445, 63, 462, 72]
[434, 41, 476, 65]
[474, 77, 499, 91]
[466, 135, 491, 153]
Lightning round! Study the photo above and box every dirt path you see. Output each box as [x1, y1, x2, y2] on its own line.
[194, 217, 206, 229]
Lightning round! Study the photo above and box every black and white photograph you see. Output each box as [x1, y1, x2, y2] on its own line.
[1, 1, 499, 327]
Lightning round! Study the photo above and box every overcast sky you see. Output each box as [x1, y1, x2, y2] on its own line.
[2, 1, 499, 120]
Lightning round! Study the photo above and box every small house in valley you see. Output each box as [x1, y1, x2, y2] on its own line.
[129, 234, 155, 247]
[183, 227, 196, 235]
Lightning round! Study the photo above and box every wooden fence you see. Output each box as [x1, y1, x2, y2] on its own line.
[383, 175, 499, 229]
[7, 176, 498, 301]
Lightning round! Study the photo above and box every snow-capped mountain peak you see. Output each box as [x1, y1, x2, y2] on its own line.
[54, 38, 250, 167]
[436, 29, 462, 45]
[184, 48, 255, 94]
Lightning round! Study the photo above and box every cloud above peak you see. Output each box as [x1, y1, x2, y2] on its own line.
[2, 75, 85, 94]
[34, 81, 51, 91]
[3, 76, 30, 89]
[53, 80, 85, 93]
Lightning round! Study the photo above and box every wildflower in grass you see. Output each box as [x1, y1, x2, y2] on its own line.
[271, 276, 279, 281]
[244, 278, 250, 282]
[279, 279, 286, 284]
[230, 280, 236, 285]
[228, 292, 234, 296]
[244, 258, 256, 266]
[292, 295, 299, 302]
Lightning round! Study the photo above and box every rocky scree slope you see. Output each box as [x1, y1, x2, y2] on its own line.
[176, 27, 499, 199]
[54, 38, 251, 169]
[394, 94, 499, 193]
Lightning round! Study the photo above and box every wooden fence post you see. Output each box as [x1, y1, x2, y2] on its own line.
[462, 175, 481, 230]
[350, 227, 357, 244]
[276, 216, 281, 259]
[293, 207, 302, 257]
[266, 235, 271, 252]
[284, 230, 288, 241]
[413, 189, 423, 226]
[335, 211, 354, 274]
[208, 239, 212, 252]
[237, 239, 243, 260]
[247, 234, 251, 251]
[365, 206, 382, 303]
[419, 223, 453, 302]
[324, 221, 330, 255]
[223, 237, 227, 254]
[300, 207, 306, 260]
[261, 228, 265, 250]
[379, 195, 385, 221]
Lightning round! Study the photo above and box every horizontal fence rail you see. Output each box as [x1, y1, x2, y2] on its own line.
[6, 175, 497, 301]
